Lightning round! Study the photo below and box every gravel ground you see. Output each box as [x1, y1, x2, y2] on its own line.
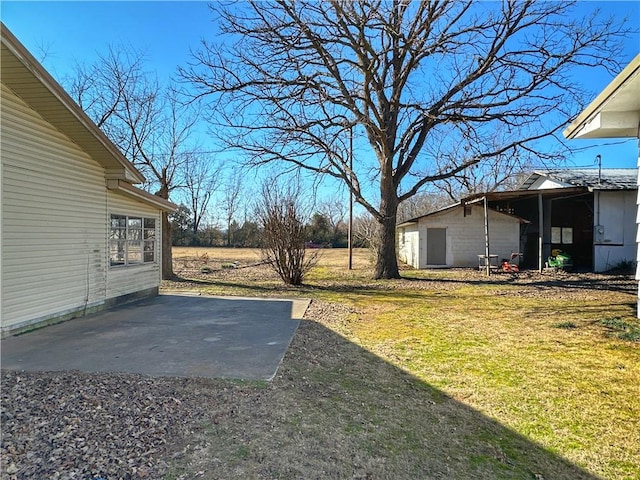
[0, 300, 353, 480]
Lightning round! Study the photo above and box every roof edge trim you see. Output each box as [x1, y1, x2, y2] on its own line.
[1, 23, 146, 184]
[107, 179, 178, 212]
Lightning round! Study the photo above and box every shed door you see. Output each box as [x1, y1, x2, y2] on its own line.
[427, 228, 446, 265]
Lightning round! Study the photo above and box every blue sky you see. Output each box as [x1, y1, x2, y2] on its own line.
[2, 1, 640, 179]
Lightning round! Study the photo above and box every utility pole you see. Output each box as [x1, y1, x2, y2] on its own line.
[348, 123, 353, 270]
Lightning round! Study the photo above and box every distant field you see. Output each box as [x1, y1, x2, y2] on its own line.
[171, 246, 373, 269]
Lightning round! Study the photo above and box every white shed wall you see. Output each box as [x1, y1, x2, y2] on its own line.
[1, 84, 107, 330]
[398, 205, 521, 269]
[594, 190, 637, 272]
[106, 191, 162, 300]
[418, 206, 520, 268]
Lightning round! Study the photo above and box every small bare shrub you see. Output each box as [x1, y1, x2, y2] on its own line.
[256, 181, 318, 285]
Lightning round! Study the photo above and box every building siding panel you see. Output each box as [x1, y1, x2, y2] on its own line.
[1, 84, 107, 329]
[594, 190, 637, 272]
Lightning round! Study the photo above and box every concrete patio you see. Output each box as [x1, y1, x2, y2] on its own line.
[1, 293, 309, 381]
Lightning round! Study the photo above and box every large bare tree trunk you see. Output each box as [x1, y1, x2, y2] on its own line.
[374, 177, 400, 279]
[162, 212, 174, 279]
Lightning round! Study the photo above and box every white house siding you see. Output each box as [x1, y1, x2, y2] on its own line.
[594, 190, 637, 272]
[106, 191, 162, 300]
[1, 84, 107, 331]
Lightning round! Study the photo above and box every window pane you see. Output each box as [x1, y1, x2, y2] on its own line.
[144, 218, 156, 229]
[128, 218, 142, 228]
[551, 227, 561, 244]
[144, 240, 155, 263]
[110, 215, 126, 228]
[110, 228, 126, 240]
[128, 228, 142, 241]
[128, 241, 142, 263]
[562, 227, 573, 244]
[109, 241, 126, 266]
[144, 229, 156, 240]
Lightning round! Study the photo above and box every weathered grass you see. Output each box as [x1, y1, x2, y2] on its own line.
[164, 247, 640, 479]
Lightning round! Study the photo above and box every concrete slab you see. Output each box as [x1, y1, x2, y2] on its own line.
[0, 294, 309, 381]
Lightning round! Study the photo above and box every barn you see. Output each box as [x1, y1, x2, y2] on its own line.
[0, 24, 177, 336]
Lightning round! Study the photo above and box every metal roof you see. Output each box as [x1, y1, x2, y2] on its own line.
[518, 168, 637, 191]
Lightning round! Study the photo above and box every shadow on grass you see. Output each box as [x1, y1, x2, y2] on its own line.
[400, 271, 637, 295]
[177, 317, 604, 479]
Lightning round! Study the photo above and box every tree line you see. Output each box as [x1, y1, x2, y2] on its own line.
[171, 202, 370, 249]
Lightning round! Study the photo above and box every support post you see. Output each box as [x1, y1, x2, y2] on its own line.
[538, 193, 544, 273]
[483, 196, 490, 276]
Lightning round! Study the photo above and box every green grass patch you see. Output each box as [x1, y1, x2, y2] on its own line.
[598, 317, 640, 342]
[552, 321, 578, 329]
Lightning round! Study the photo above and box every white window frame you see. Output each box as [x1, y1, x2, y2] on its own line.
[109, 214, 157, 267]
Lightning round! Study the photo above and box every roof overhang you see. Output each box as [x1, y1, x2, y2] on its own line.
[1, 23, 145, 184]
[398, 200, 529, 226]
[106, 180, 177, 212]
[462, 187, 590, 204]
[564, 54, 640, 140]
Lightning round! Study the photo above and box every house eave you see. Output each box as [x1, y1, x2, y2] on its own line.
[1, 23, 146, 184]
[564, 54, 640, 140]
[106, 179, 178, 212]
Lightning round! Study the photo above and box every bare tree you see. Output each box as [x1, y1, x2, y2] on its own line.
[222, 171, 243, 247]
[183, 154, 223, 238]
[181, 0, 630, 279]
[318, 199, 348, 246]
[353, 213, 382, 253]
[256, 181, 318, 285]
[68, 45, 200, 278]
[397, 192, 451, 224]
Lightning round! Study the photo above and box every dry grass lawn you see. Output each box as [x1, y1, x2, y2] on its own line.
[164, 247, 639, 480]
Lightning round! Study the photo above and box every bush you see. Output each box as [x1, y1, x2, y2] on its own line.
[256, 181, 319, 285]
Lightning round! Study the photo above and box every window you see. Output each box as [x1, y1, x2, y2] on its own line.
[110, 214, 157, 266]
[551, 226, 573, 245]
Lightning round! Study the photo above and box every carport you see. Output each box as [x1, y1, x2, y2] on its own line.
[463, 187, 595, 271]
[1, 294, 309, 381]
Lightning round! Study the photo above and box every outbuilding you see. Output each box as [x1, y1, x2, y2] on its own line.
[397, 168, 637, 273]
[1, 25, 177, 336]
[397, 203, 525, 269]
[463, 168, 637, 272]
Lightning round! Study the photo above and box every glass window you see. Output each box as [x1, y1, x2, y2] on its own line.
[109, 214, 157, 266]
[562, 227, 573, 245]
[551, 226, 573, 245]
